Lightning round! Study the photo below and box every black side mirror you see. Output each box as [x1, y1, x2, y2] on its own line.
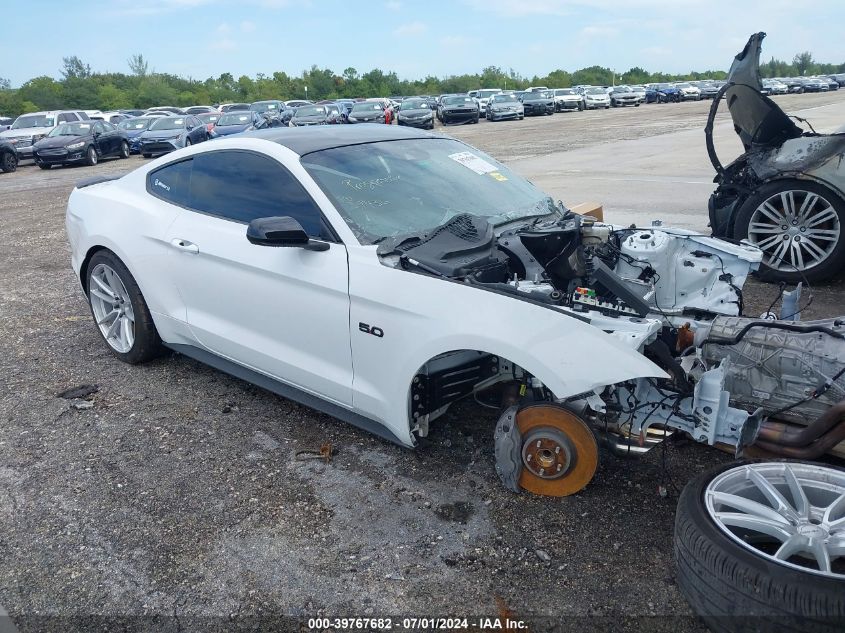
[246, 216, 329, 251]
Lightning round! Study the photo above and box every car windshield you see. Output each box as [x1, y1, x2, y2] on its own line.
[301, 138, 558, 244]
[614, 86, 632, 92]
[675, 83, 692, 89]
[12, 114, 56, 129]
[119, 118, 152, 131]
[400, 99, 428, 110]
[295, 106, 325, 117]
[149, 117, 186, 130]
[555, 89, 575, 95]
[444, 96, 474, 105]
[218, 113, 251, 125]
[351, 103, 382, 113]
[198, 113, 221, 123]
[251, 102, 279, 112]
[585, 88, 605, 95]
[478, 90, 500, 98]
[47, 122, 92, 137]
[492, 95, 517, 103]
[527, 91, 551, 98]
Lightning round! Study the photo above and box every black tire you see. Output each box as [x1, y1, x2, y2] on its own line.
[38, 163, 52, 170]
[675, 461, 845, 633]
[732, 179, 845, 283]
[142, 153, 152, 159]
[185, 137, 193, 147]
[1, 151, 17, 173]
[85, 145, 98, 166]
[85, 250, 164, 365]
[119, 141, 130, 159]
[578, 102, 584, 111]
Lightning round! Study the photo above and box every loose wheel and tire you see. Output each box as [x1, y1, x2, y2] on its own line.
[119, 141, 130, 158]
[675, 461, 845, 632]
[1, 151, 17, 173]
[86, 251, 163, 365]
[733, 179, 845, 283]
[494, 403, 599, 497]
[85, 146, 98, 166]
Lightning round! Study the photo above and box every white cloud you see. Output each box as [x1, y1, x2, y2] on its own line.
[393, 21, 427, 37]
[385, 0, 402, 9]
[217, 22, 231, 33]
[240, 20, 257, 32]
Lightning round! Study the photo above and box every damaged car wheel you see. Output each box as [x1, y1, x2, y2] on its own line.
[675, 461, 845, 633]
[734, 182, 845, 283]
[494, 403, 598, 497]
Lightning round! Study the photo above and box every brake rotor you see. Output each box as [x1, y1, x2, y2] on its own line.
[515, 404, 598, 497]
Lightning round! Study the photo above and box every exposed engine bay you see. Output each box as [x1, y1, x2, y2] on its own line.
[378, 210, 845, 494]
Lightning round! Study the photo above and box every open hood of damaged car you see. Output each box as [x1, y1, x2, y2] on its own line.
[707, 32, 803, 172]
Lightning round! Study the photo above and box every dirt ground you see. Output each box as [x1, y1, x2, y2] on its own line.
[1, 93, 844, 633]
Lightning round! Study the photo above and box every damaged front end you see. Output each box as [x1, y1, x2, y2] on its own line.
[708, 32, 845, 282]
[381, 208, 845, 494]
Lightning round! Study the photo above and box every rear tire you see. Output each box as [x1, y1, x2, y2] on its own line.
[38, 163, 52, 170]
[142, 153, 152, 159]
[674, 461, 845, 633]
[85, 250, 163, 365]
[1, 151, 17, 172]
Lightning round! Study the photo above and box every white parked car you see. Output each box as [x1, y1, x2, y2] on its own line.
[0, 110, 90, 159]
[551, 88, 585, 112]
[65, 127, 845, 614]
[468, 88, 503, 111]
[674, 82, 701, 101]
[579, 86, 611, 109]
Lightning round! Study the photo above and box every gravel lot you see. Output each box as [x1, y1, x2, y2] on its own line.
[1, 95, 844, 633]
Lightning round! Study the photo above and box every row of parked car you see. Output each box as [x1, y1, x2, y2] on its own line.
[1, 72, 842, 172]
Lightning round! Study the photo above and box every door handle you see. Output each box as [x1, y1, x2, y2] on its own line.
[171, 238, 199, 254]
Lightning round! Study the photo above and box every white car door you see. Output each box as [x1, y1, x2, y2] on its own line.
[160, 149, 353, 406]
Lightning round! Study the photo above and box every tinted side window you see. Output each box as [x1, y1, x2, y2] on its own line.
[148, 158, 192, 208]
[189, 150, 322, 236]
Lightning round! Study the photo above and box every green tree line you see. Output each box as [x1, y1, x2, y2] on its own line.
[0, 51, 842, 118]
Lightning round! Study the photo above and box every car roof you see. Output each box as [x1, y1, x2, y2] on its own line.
[243, 125, 435, 156]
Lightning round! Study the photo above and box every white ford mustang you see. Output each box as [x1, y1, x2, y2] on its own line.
[66, 125, 842, 500]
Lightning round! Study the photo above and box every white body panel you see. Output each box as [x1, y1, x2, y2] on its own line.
[66, 136, 667, 447]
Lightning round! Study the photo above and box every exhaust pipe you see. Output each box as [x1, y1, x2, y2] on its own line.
[752, 399, 845, 459]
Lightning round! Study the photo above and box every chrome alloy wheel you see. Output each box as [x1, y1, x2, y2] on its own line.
[748, 189, 840, 273]
[705, 463, 845, 578]
[89, 263, 135, 353]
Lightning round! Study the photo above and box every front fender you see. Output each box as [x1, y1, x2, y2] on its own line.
[347, 247, 665, 445]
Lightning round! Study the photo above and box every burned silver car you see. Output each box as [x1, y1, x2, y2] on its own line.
[708, 32, 845, 283]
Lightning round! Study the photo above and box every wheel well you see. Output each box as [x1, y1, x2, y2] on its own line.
[79, 245, 109, 291]
[408, 349, 543, 439]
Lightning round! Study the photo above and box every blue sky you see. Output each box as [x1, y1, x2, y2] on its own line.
[4, 0, 843, 87]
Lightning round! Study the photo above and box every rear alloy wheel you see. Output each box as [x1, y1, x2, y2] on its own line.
[1, 151, 17, 173]
[85, 146, 98, 166]
[86, 251, 163, 364]
[734, 180, 845, 282]
[495, 403, 598, 497]
[119, 141, 130, 158]
[675, 461, 845, 632]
